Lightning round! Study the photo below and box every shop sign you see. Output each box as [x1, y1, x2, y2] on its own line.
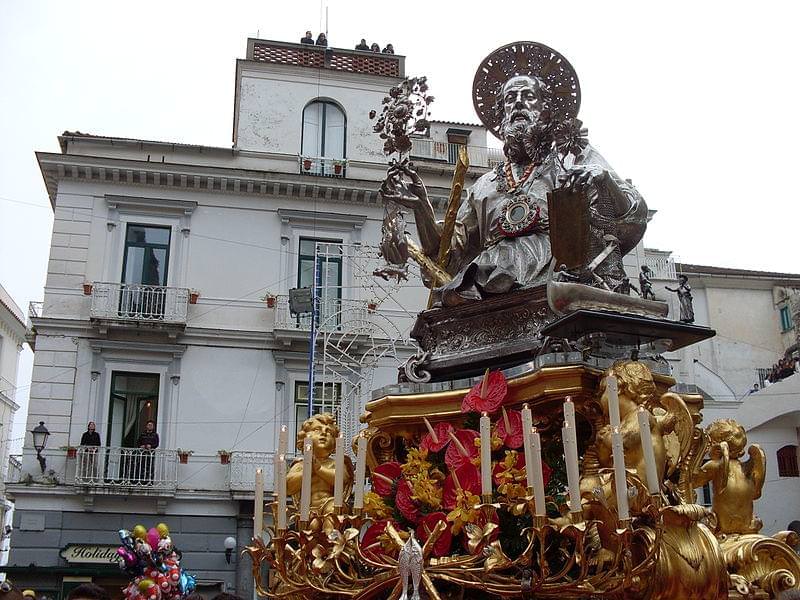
[59, 544, 122, 564]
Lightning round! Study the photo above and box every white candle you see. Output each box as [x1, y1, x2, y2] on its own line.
[254, 468, 264, 537]
[562, 421, 582, 514]
[278, 424, 288, 457]
[606, 376, 621, 429]
[637, 406, 660, 495]
[480, 412, 492, 497]
[611, 426, 630, 521]
[300, 435, 313, 522]
[521, 404, 535, 490]
[276, 454, 287, 530]
[530, 427, 547, 516]
[353, 432, 367, 510]
[333, 433, 345, 508]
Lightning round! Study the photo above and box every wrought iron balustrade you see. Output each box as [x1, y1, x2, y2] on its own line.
[299, 156, 347, 178]
[410, 138, 504, 169]
[90, 282, 189, 324]
[74, 446, 178, 492]
[27, 301, 43, 326]
[273, 295, 373, 333]
[229, 451, 285, 492]
[644, 255, 678, 281]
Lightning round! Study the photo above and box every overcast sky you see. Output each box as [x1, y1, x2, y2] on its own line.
[1, 1, 798, 445]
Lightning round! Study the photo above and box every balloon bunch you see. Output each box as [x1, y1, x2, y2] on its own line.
[117, 522, 197, 600]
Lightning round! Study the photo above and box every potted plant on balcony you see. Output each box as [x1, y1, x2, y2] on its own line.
[264, 294, 276, 308]
[189, 290, 200, 304]
[333, 160, 344, 175]
[303, 158, 313, 171]
[177, 449, 193, 464]
[82, 283, 93, 295]
[65, 446, 77, 459]
[367, 300, 378, 313]
[218, 450, 232, 465]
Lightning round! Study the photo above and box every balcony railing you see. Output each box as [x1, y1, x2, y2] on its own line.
[273, 295, 374, 334]
[27, 301, 43, 326]
[299, 156, 347, 178]
[6, 456, 21, 485]
[229, 451, 281, 492]
[410, 138, 504, 169]
[644, 255, 677, 281]
[90, 282, 189, 324]
[74, 446, 178, 492]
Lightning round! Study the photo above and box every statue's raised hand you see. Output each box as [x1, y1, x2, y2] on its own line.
[558, 167, 603, 195]
[380, 162, 429, 210]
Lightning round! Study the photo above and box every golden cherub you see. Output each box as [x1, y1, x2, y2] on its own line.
[286, 413, 354, 517]
[692, 419, 765, 535]
[581, 361, 693, 509]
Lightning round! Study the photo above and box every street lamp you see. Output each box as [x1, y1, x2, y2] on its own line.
[30, 421, 49, 473]
[224, 536, 237, 564]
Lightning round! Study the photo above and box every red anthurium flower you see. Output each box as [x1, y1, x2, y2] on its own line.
[361, 519, 398, 560]
[444, 429, 479, 470]
[371, 462, 402, 497]
[395, 479, 420, 524]
[420, 421, 455, 453]
[495, 408, 524, 449]
[443, 463, 481, 510]
[415, 512, 452, 558]
[461, 370, 508, 414]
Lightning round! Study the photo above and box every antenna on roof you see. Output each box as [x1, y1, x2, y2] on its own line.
[325, 5, 329, 38]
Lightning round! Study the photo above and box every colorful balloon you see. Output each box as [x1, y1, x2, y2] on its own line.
[119, 528, 135, 550]
[147, 527, 161, 549]
[156, 522, 170, 538]
[132, 524, 147, 540]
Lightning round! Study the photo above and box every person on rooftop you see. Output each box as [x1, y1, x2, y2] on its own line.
[370, 42, 380, 52]
[355, 39, 369, 50]
[300, 31, 314, 44]
[316, 33, 328, 46]
[382, 43, 395, 54]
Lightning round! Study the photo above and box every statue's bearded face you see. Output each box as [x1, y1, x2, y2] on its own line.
[499, 75, 549, 165]
[501, 76, 544, 133]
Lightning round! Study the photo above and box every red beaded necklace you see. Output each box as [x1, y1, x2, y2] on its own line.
[503, 161, 536, 191]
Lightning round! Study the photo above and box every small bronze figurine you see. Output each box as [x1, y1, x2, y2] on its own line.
[639, 266, 656, 301]
[666, 274, 694, 323]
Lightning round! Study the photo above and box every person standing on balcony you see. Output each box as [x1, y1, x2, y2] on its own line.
[355, 39, 369, 51]
[300, 31, 314, 44]
[370, 42, 380, 52]
[382, 43, 395, 54]
[316, 33, 328, 46]
[79, 421, 101, 482]
[136, 420, 159, 485]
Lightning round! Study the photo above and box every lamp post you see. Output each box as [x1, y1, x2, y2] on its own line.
[30, 421, 49, 473]
[224, 536, 236, 564]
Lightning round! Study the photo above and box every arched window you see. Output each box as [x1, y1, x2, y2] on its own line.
[777, 445, 799, 477]
[301, 100, 346, 176]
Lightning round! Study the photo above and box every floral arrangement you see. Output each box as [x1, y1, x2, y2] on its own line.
[360, 370, 567, 561]
[116, 523, 196, 599]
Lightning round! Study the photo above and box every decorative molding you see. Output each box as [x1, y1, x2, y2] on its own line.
[277, 208, 367, 231]
[106, 194, 197, 217]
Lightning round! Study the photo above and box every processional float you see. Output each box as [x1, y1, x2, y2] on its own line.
[246, 41, 800, 599]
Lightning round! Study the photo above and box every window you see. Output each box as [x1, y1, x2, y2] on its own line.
[298, 238, 342, 327]
[294, 381, 342, 440]
[107, 372, 159, 448]
[120, 224, 171, 318]
[777, 445, 799, 477]
[301, 100, 346, 176]
[780, 306, 794, 332]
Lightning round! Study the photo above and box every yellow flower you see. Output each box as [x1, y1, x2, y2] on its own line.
[363, 491, 393, 519]
[494, 451, 527, 500]
[401, 448, 431, 478]
[411, 474, 442, 509]
[446, 488, 481, 535]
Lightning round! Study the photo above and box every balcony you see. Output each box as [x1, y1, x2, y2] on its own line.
[643, 254, 677, 281]
[299, 156, 347, 178]
[229, 451, 279, 495]
[272, 295, 377, 342]
[410, 138, 504, 169]
[0, 378, 18, 411]
[89, 282, 189, 333]
[74, 446, 178, 494]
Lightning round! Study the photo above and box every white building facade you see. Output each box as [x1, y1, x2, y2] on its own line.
[5, 39, 509, 596]
[643, 249, 800, 534]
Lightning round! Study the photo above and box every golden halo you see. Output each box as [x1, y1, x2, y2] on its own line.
[472, 41, 581, 140]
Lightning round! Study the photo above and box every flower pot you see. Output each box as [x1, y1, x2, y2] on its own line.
[178, 453, 190, 464]
[82, 283, 93, 295]
[219, 453, 231, 465]
[189, 292, 200, 304]
[334, 164, 343, 175]
[367, 302, 377, 313]
[66, 447, 77, 459]
[303, 159, 312, 171]
[266, 296, 276, 308]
